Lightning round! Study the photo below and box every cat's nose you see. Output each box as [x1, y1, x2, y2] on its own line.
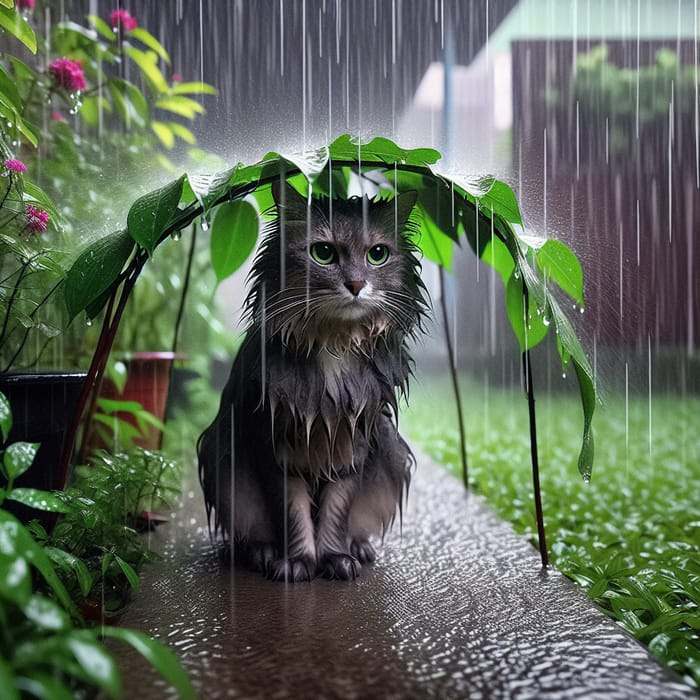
[345, 280, 366, 297]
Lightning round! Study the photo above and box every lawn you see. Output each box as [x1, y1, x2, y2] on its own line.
[401, 371, 700, 689]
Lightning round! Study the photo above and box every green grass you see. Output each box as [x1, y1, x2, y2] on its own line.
[401, 373, 700, 689]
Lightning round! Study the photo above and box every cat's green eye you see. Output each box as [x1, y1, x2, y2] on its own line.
[367, 244, 390, 266]
[310, 242, 337, 265]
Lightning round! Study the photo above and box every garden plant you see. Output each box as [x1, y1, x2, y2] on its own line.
[0, 391, 195, 698]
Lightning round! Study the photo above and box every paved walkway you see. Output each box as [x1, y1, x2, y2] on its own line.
[113, 457, 696, 699]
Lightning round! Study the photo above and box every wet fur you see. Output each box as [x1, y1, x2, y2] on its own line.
[197, 181, 428, 581]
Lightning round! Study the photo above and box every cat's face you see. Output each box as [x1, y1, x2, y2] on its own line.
[250, 182, 424, 351]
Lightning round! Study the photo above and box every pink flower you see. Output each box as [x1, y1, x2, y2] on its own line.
[110, 9, 138, 32]
[15, 0, 35, 10]
[172, 73, 182, 83]
[26, 204, 50, 234]
[5, 159, 27, 173]
[52, 111, 65, 121]
[48, 57, 86, 92]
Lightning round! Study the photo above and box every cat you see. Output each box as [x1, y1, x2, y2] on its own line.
[197, 180, 428, 582]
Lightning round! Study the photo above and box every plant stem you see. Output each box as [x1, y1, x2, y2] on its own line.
[438, 266, 469, 489]
[522, 347, 549, 568]
[59, 259, 143, 487]
[171, 223, 197, 355]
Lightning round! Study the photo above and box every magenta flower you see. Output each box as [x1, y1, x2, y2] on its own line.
[5, 159, 27, 174]
[172, 73, 182, 83]
[110, 9, 138, 32]
[26, 205, 50, 234]
[52, 111, 65, 121]
[48, 57, 86, 92]
[15, 0, 35, 10]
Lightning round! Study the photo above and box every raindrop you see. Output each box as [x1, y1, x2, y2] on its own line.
[171, 230, 182, 241]
[562, 372, 567, 379]
[542, 316, 551, 326]
[200, 217, 209, 231]
[86, 317, 93, 327]
[582, 474, 591, 484]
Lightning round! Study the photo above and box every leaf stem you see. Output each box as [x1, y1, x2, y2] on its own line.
[438, 266, 469, 489]
[522, 346, 549, 568]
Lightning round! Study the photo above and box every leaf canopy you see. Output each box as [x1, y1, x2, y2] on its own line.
[65, 134, 596, 476]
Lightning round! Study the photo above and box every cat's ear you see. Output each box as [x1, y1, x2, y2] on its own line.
[271, 180, 310, 223]
[375, 190, 418, 233]
[394, 191, 418, 229]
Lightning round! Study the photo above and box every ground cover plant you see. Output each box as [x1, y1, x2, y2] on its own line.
[0, 391, 195, 698]
[402, 374, 700, 689]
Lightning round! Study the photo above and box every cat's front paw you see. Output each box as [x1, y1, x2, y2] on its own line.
[247, 541, 277, 576]
[350, 538, 376, 564]
[318, 552, 361, 580]
[270, 555, 316, 583]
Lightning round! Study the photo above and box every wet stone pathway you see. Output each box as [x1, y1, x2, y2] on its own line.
[112, 456, 696, 699]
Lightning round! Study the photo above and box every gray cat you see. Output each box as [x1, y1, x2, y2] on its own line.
[197, 181, 428, 581]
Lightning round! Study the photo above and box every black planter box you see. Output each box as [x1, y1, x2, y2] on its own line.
[0, 372, 87, 524]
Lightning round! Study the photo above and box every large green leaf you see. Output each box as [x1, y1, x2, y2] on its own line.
[85, 14, 115, 42]
[0, 97, 39, 147]
[505, 273, 549, 352]
[109, 78, 149, 129]
[478, 179, 523, 226]
[126, 175, 185, 254]
[64, 229, 135, 320]
[154, 95, 205, 119]
[210, 200, 259, 282]
[128, 27, 170, 64]
[151, 121, 174, 148]
[0, 65, 22, 112]
[171, 81, 218, 96]
[481, 233, 515, 286]
[2, 442, 39, 481]
[536, 238, 585, 306]
[256, 150, 329, 192]
[43, 546, 92, 597]
[7, 488, 73, 513]
[23, 594, 71, 631]
[123, 47, 169, 94]
[0, 510, 76, 615]
[415, 205, 455, 269]
[186, 166, 238, 213]
[0, 6, 37, 53]
[549, 295, 596, 478]
[328, 134, 440, 166]
[100, 627, 197, 699]
[66, 631, 122, 699]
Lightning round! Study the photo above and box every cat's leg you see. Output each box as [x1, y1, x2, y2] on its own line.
[270, 476, 317, 582]
[230, 465, 278, 575]
[315, 475, 362, 580]
[347, 415, 412, 564]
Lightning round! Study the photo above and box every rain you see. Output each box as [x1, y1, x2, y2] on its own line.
[1, 0, 698, 695]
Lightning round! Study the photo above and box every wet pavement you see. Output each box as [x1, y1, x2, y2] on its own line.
[113, 456, 696, 699]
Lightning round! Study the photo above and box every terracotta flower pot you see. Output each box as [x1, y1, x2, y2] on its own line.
[91, 352, 184, 451]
